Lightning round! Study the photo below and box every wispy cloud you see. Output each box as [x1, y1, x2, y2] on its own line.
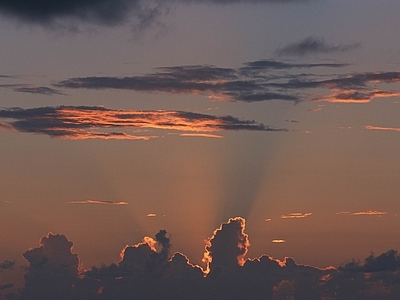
[364, 125, 400, 132]
[280, 212, 312, 219]
[276, 36, 361, 57]
[147, 213, 157, 217]
[0, 106, 286, 140]
[336, 210, 388, 216]
[14, 86, 66, 96]
[66, 199, 128, 205]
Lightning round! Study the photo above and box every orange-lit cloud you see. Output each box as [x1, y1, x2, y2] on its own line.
[272, 239, 286, 243]
[314, 89, 400, 104]
[147, 213, 156, 217]
[66, 199, 128, 205]
[0, 106, 286, 140]
[265, 218, 272, 222]
[280, 212, 312, 219]
[364, 125, 400, 132]
[336, 210, 388, 216]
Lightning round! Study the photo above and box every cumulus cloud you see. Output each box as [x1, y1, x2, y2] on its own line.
[280, 212, 312, 219]
[66, 199, 128, 205]
[276, 36, 361, 57]
[0, 106, 287, 140]
[21, 233, 79, 300]
[6, 217, 400, 299]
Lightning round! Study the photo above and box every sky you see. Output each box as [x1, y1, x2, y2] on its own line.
[1, 0, 400, 298]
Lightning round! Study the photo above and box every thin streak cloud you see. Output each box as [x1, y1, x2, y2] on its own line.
[364, 125, 400, 132]
[0, 106, 286, 140]
[336, 210, 388, 216]
[66, 199, 128, 205]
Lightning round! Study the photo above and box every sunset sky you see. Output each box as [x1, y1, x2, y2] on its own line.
[1, 0, 400, 288]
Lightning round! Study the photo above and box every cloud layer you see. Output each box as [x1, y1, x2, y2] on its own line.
[0, 106, 286, 140]
[56, 59, 400, 105]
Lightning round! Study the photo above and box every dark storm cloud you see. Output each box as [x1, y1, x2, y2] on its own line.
[0, 106, 287, 140]
[276, 36, 361, 57]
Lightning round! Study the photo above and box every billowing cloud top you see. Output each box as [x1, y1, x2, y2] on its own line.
[5, 216, 400, 299]
[0, 106, 286, 140]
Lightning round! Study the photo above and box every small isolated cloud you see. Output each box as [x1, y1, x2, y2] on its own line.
[276, 36, 361, 57]
[280, 212, 312, 219]
[0, 260, 15, 270]
[272, 239, 286, 243]
[336, 210, 388, 216]
[265, 218, 272, 222]
[364, 125, 400, 132]
[147, 213, 156, 217]
[0, 106, 287, 140]
[66, 199, 128, 205]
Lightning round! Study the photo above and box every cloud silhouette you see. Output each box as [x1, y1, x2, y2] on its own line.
[21, 233, 79, 300]
[4, 217, 400, 299]
[276, 36, 361, 57]
[0, 106, 287, 140]
[203, 217, 250, 272]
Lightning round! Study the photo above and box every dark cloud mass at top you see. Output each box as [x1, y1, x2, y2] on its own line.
[0, 0, 309, 28]
[0, 0, 140, 25]
[3, 217, 400, 299]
